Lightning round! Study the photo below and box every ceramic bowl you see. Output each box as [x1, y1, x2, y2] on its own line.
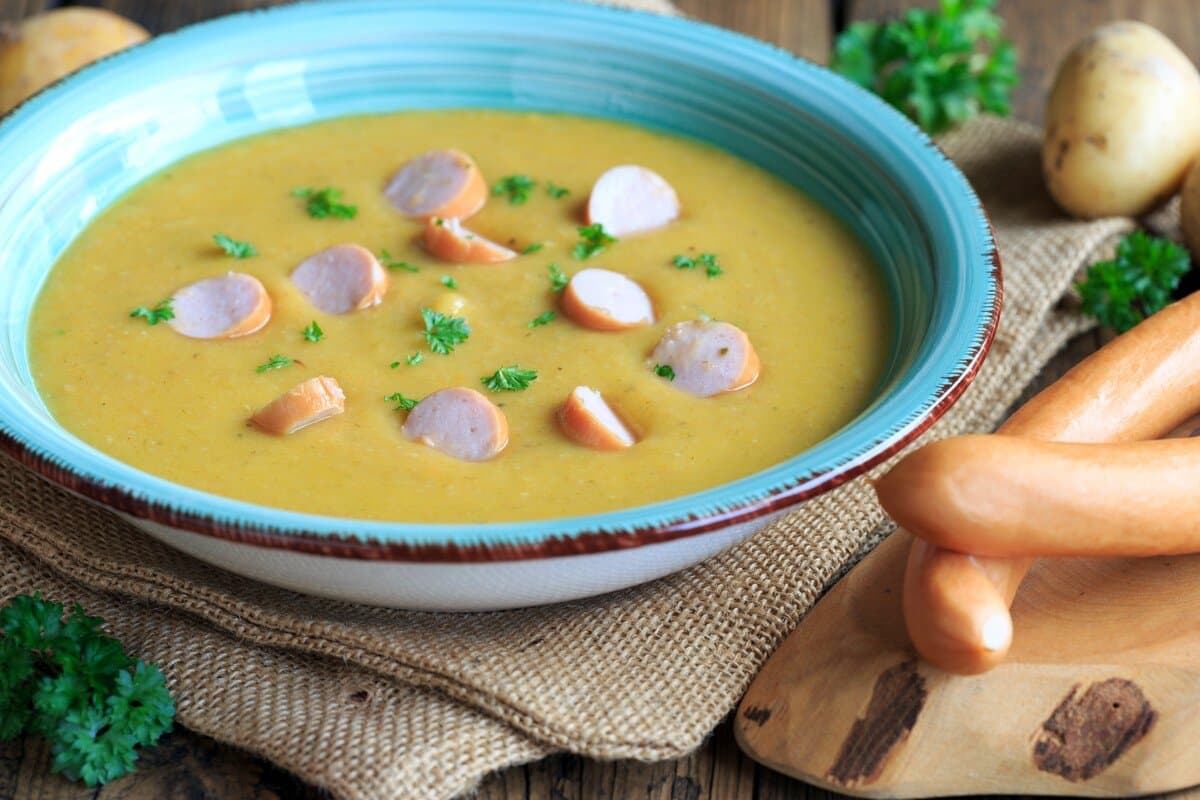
[0, 0, 999, 610]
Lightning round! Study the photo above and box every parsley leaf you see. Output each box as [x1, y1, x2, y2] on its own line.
[548, 263, 569, 292]
[653, 364, 676, 381]
[405, 351, 423, 366]
[546, 182, 570, 199]
[128, 299, 174, 326]
[385, 392, 419, 412]
[0, 594, 174, 787]
[441, 275, 458, 290]
[212, 233, 257, 259]
[380, 249, 418, 272]
[830, 0, 1018, 135]
[528, 311, 556, 328]
[291, 187, 357, 219]
[302, 321, 324, 343]
[491, 175, 536, 205]
[255, 354, 295, 373]
[522, 242, 544, 254]
[420, 308, 471, 355]
[1077, 231, 1191, 333]
[481, 365, 538, 392]
[673, 252, 723, 278]
[573, 224, 617, 260]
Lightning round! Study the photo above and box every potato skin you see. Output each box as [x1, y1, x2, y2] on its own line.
[0, 8, 149, 114]
[1042, 21, 1200, 219]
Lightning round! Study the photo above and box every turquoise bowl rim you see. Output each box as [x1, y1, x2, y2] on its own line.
[0, 0, 1001, 562]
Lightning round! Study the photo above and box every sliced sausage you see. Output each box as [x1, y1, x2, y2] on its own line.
[291, 243, 388, 314]
[560, 268, 654, 331]
[650, 320, 759, 397]
[401, 387, 508, 462]
[385, 148, 487, 220]
[558, 387, 636, 450]
[586, 165, 679, 236]
[422, 217, 517, 264]
[902, 288, 1200, 674]
[168, 272, 271, 339]
[249, 376, 345, 436]
[882, 434, 1200, 558]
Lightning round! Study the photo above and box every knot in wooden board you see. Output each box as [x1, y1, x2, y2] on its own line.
[1033, 677, 1157, 782]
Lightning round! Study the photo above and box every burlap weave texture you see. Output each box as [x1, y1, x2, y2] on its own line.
[0, 5, 1150, 796]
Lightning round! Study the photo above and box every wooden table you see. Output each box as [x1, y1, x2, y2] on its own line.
[2, 1, 1197, 798]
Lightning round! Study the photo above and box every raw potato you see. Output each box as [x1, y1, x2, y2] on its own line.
[1042, 21, 1200, 219]
[0, 8, 149, 114]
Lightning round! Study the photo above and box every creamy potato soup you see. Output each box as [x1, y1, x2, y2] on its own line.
[29, 111, 892, 522]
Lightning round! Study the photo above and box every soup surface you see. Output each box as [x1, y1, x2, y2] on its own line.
[29, 111, 892, 523]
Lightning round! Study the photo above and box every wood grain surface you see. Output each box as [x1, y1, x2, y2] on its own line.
[0, 1, 1193, 798]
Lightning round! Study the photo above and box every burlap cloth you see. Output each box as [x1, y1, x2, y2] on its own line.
[0, 3, 1155, 797]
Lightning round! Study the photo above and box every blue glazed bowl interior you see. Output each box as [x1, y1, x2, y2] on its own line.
[0, 0, 996, 547]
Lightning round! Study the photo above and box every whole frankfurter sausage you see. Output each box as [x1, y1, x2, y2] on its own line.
[882, 434, 1200, 557]
[903, 288, 1200, 674]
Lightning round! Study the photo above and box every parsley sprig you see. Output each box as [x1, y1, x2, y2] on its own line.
[420, 308, 471, 355]
[212, 233, 257, 259]
[573, 224, 616, 260]
[0, 594, 174, 787]
[256, 354, 295, 373]
[302, 321, 324, 343]
[386, 392, 420, 412]
[546, 182, 570, 199]
[653, 364, 676, 381]
[482, 365, 538, 392]
[440, 275, 458, 290]
[292, 187, 357, 219]
[548, 263, 569, 292]
[528, 311, 556, 328]
[129, 299, 174, 326]
[1077, 231, 1191, 333]
[492, 175, 536, 205]
[380, 249, 418, 272]
[830, 0, 1017, 135]
[673, 252, 723, 278]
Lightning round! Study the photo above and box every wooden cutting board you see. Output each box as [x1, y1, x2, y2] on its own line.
[735, 529, 1200, 797]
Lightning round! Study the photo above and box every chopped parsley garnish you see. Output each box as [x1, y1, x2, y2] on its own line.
[380, 248, 419, 272]
[291, 186, 357, 219]
[390, 361, 401, 369]
[420, 308, 471, 355]
[1077, 230, 1192, 332]
[528, 310, 556, 328]
[0, 593, 175, 787]
[674, 252, 723, 278]
[546, 182, 570, 199]
[573, 223, 616, 260]
[405, 351, 424, 366]
[548, 263, 569, 292]
[255, 354, 295, 373]
[522, 242, 544, 254]
[129, 299, 174, 326]
[481, 365, 538, 392]
[385, 392, 419, 412]
[653, 364, 676, 381]
[441, 275, 458, 290]
[301, 320, 324, 343]
[213, 233, 257, 259]
[491, 174, 536, 205]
